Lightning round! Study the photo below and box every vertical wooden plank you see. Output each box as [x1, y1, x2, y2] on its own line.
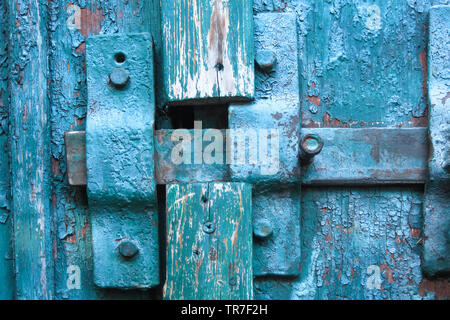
[160, 0, 254, 105]
[165, 183, 253, 300]
[0, 0, 14, 300]
[423, 4, 450, 276]
[8, 0, 54, 299]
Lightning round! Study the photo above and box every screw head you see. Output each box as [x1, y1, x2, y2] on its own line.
[109, 68, 130, 89]
[118, 240, 139, 259]
[203, 222, 216, 234]
[253, 218, 273, 239]
[256, 50, 277, 72]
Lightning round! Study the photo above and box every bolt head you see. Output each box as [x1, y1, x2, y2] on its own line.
[256, 50, 277, 72]
[300, 134, 324, 157]
[203, 222, 216, 234]
[109, 68, 130, 89]
[118, 240, 139, 259]
[253, 218, 273, 239]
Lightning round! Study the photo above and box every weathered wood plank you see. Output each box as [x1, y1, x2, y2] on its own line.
[9, 0, 54, 299]
[423, 5, 450, 276]
[255, 187, 438, 300]
[0, 0, 14, 300]
[300, 0, 430, 128]
[161, 0, 254, 105]
[164, 183, 253, 300]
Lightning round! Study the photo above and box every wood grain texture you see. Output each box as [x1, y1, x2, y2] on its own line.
[9, 0, 55, 300]
[164, 183, 253, 300]
[161, 0, 254, 105]
[423, 5, 450, 276]
[0, 0, 14, 300]
[255, 187, 441, 300]
[298, 0, 430, 127]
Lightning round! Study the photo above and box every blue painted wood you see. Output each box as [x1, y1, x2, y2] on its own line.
[165, 183, 253, 300]
[2, 0, 447, 300]
[256, 187, 430, 300]
[423, 5, 450, 276]
[0, 0, 14, 300]
[160, 0, 255, 105]
[9, 0, 55, 300]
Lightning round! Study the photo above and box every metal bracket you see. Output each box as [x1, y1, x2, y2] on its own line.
[85, 33, 159, 289]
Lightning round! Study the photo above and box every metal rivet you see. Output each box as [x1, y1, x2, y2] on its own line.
[253, 218, 273, 240]
[255, 49, 277, 72]
[300, 134, 324, 163]
[118, 240, 139, 259]
[203, 222, 216, 234]
[109, 68, 130, 89]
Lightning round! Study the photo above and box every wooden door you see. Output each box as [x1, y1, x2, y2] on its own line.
[0, 0, 448, 300]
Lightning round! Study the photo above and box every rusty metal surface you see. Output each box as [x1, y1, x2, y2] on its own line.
[64, 131, 87, 186]
[301, 128, 429, 185]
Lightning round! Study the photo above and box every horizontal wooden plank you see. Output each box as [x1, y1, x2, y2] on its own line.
[67, 128, 428, 186]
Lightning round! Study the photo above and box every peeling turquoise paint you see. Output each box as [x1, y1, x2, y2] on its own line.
[0, 0, 14, 301]
[0, 0, 448, 300]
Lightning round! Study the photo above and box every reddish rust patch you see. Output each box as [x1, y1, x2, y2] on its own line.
[62, 234, 77, 244]
[51, 157, 61, 177]
[380, 264, 394, 283]
[419, 51, 428, 97]
[75, 42, 86, 53]
[80, 8, 104, 38]
[307, 95, 321, 106]
[323, 113, 347, 128]
[410, 228, 421, 238]
[323, 267, 329, 280]
[22, 104, 28, 122]
[81, 222, 89, 238]
[419, 278, 450, 300]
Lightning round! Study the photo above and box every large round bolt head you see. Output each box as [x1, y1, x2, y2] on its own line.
[109, 68, 130, 89]
[300, 134, 324, 160]
[118, 240, 139, 259]
[256, 50, 277, 72]
[253, 218, 273, 239]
